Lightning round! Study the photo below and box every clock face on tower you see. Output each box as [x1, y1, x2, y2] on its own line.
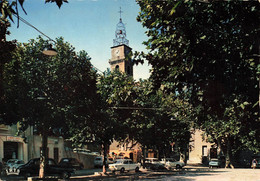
[115, 49, 120, 56]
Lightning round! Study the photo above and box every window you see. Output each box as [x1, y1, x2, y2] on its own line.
[202, 146, 207, 156]
[48, 159, 55, 166]
[54, 148, 59, 164]
[115, 65, 119, 71]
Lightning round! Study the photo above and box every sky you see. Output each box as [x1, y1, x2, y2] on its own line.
[6, 0, 151, 80]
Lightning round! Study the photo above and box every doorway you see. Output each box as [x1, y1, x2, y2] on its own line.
[4, 142, 18, 160]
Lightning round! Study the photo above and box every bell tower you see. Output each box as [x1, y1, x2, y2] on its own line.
[109, 7, 133, 77]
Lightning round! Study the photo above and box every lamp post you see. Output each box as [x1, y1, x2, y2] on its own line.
[38, 47, 57, 178]
[42, 43, 57, 56]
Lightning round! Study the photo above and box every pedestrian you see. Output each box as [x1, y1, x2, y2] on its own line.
[252, 159, 257, 169]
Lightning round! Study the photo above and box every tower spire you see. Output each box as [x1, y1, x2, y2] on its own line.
[119, 7, 123, 20]
[113, 7, 129, 46]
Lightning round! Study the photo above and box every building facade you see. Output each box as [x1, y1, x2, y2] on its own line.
[188, 129, 214, 164]
[0, 124, 28, 163]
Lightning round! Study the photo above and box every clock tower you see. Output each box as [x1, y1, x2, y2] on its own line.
[109, 8, 133, 76]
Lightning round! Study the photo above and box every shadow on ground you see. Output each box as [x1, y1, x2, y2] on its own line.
[69, 169, 228, 181]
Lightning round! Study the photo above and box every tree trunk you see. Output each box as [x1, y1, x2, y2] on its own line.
[39, 130, 48, 178]
[179, 146, 187, 164]
[217, 138, 222, 156]
[102, 143, 108, 174]
[224, 137, 234, 169]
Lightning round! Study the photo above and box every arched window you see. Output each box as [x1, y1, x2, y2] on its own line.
[115, 65, 119, 71]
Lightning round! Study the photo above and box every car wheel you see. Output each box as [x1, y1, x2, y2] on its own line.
[61, 171, 71, 179]
[120, 167, 125, 173]
[135, 167, 139, 172]
[176, 165, 182, 169]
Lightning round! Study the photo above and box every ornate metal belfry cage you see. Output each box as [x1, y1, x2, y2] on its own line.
[113, 7, 129, 46]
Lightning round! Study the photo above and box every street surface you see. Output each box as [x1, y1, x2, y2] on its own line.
[0, 166, 259, 181]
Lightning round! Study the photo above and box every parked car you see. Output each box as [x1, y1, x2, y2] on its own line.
[18, 158, 74, 179]
[143, 158, 165, 170]
[58, 158, 84, 170]
[160, 158, 185, 169]
[91, 152, 100, 156]
[5, 159, 25, 175]
[209, 158, 221, 168]
[109, 159, 140, 173]
[73, 148, 92, 154]
[94, 156, 113, 168]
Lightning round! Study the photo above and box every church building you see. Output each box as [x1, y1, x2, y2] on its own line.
[108, 9, 142, 162]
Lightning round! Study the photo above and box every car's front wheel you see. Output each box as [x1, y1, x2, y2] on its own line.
[120, 167, 125, 173]
[176, 165, 182, 169]
[61, 171, 71, 179]
[135, 167, 139, 172]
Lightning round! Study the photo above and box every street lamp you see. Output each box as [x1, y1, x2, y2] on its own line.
[42, 43, 57, 56]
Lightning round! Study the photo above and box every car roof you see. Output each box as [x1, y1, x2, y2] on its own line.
[115, 159, 132, 161]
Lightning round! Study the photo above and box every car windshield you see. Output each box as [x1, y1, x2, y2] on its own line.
[16, 160, 24, 164]
[145, 159, 158, 163]
[48, 159, 56, 166]
[61, 159, 69, 162]
[161, 158, 176, 162]
[7, 160, 16, 164]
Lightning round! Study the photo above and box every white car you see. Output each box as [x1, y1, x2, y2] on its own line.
[209, 158, 220, 168]
[109, 159, 140, 173]
[5, 159, 25, 175]
[160, 158, 185, 169]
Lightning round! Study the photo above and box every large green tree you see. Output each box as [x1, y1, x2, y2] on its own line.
[0, 0, 68, 128]
[136, 0, 260, 167]
[67, 71, 137, 173]
[3, 36, 97, 178]
[132, 79, 192, 162]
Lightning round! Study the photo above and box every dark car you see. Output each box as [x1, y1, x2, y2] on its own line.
[58, 158, 84, 170]
[18, 158, 74, 179]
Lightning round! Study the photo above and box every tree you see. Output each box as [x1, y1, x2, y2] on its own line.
[66, 71, 137, 174]
[3, 36, 97, 178]
[0, 0, 68, 127]
[136, 0, 260, 167]
[132, 79, 192, 162]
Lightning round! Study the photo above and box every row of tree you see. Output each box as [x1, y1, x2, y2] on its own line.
[1, 0, 260, 177]
[1, 35, 192, 175]
[135, 0, 260, 168]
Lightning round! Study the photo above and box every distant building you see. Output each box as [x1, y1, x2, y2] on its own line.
[187, 129, 214, 165]
[0, 124, 28, 163]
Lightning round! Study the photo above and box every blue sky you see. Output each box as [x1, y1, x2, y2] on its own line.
[7, 0, 151, 80]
